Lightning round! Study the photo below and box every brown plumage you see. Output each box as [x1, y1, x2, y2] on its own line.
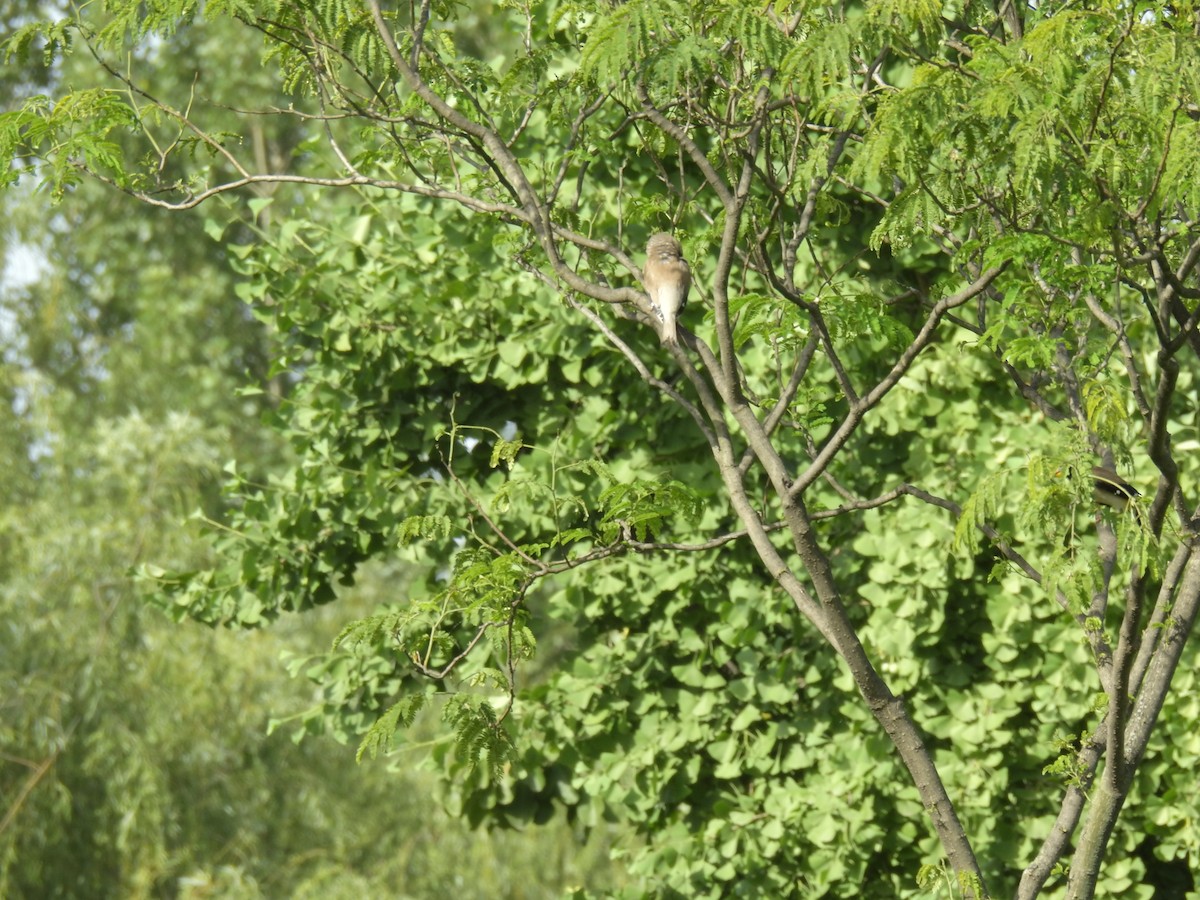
[642, 232, 691, 345]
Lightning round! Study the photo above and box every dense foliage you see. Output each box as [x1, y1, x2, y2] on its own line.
[6, 1, 1200, 897]
[0, 6, 620, 898]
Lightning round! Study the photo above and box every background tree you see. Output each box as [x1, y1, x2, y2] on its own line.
[5, 1, 1200, 897]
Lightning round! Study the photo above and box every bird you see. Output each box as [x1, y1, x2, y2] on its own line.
[1090, 465, 1140, 514]
[642, 232, 691, 345]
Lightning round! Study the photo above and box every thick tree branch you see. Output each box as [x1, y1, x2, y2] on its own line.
[1068, 547, 1200, 899]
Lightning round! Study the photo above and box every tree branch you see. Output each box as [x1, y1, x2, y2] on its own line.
[792, 265, 1007, 497]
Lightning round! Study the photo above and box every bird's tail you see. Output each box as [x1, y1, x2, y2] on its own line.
[661, 314, 678, 344]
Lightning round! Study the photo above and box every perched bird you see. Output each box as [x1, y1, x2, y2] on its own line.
[643, 232, 691, 345]
[1090, 465, 1140, 514]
